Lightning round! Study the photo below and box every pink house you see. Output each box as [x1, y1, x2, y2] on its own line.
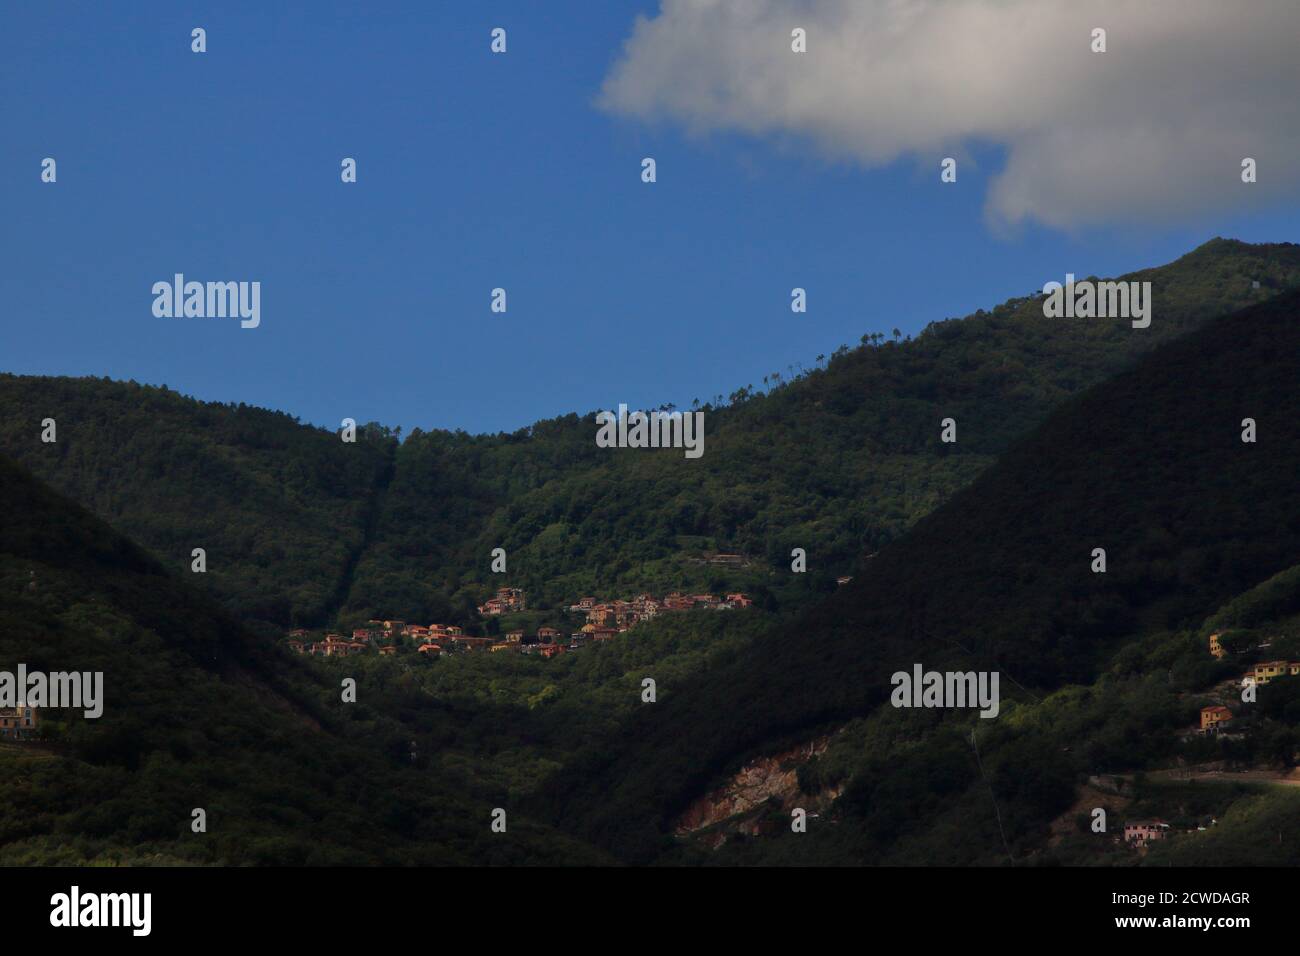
[1124, 820, 1170, 845]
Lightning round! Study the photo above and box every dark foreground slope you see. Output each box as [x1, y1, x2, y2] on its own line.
[0, 454, 603, 865]
[541, 288, 1300, 863]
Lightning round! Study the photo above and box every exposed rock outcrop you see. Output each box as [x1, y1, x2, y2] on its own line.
[674, 735, 841, 848]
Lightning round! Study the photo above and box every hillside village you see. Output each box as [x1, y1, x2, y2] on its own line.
[286, 586, 754, 659]
[276, 584, 1300, 863]
[1111, 631, 1300, 854]
[1187, 631, 1300, 740]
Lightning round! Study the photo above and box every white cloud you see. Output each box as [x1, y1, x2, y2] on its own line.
[598, 0, 1300, 232]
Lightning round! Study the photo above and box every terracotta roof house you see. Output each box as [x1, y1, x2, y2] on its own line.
[1200, 705, 1233, 733]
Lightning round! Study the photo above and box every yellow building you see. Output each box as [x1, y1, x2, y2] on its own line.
[0, 705, 38, 740]
[1208, 633, 1226, 659]
[1248, 661, 1300, 685]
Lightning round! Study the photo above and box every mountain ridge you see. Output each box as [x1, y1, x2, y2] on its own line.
[2, 238, 1297, 631]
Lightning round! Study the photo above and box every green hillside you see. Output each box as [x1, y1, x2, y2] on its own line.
[4, 241, 1300, 868]
[538, 286, 1300, 863]
[0, 377, 395, 629]
[3, 240, 1297, 631]
[341, 238, 1300, 622]
[0, 453, 603, 865]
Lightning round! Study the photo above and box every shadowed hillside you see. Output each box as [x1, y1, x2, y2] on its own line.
[540, 286, 1300, 863]
[0, 454, 604, 865]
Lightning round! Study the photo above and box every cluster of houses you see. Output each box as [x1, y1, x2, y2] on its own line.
[477, 587, 759, 634]
[285, 620, 587, 659]
[1107, 634, 1298, 851]
[478, 591, 756, 658]
[287, 620, 477, 658]
[567, 591, 753, 630]
[1185, 661, 1300, 736]
[1208, 631, 1300, 685]
[472, 591, 757, 658]
[0, 704, 38, 741]
[477, 587, 526, 616]
[1187, 659, 1300, 737]
[284, 588, 755, 660]
[494, 627, 591, 658]
[1196, 632, 1300, 735]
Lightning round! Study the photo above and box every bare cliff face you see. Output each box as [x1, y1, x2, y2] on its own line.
[674, 735, 841, 848]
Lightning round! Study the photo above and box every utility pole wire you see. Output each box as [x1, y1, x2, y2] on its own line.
[970, 726, 1015, 867]
[931, 631, 1042, 705]
[866, 583, 1038, 705]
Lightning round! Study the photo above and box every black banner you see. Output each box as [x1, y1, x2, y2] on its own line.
[7, 866, 1286, 942]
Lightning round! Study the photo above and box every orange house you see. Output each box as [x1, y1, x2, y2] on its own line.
[1200, 705, 1233, 733]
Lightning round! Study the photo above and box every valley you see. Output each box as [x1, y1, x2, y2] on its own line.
[3, 239, 1300, 867]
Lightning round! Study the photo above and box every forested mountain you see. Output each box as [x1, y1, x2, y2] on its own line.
[3, 239, 1294, 631]
[341, 239, 1300, 622]
[3, 241, 1299, 867]
[0, 378, 396, 628]
[0, 453, 603, 864]
[538, 287, 1300, 864]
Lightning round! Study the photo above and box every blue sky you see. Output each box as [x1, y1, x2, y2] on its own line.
[3, 1, 1297, 435]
